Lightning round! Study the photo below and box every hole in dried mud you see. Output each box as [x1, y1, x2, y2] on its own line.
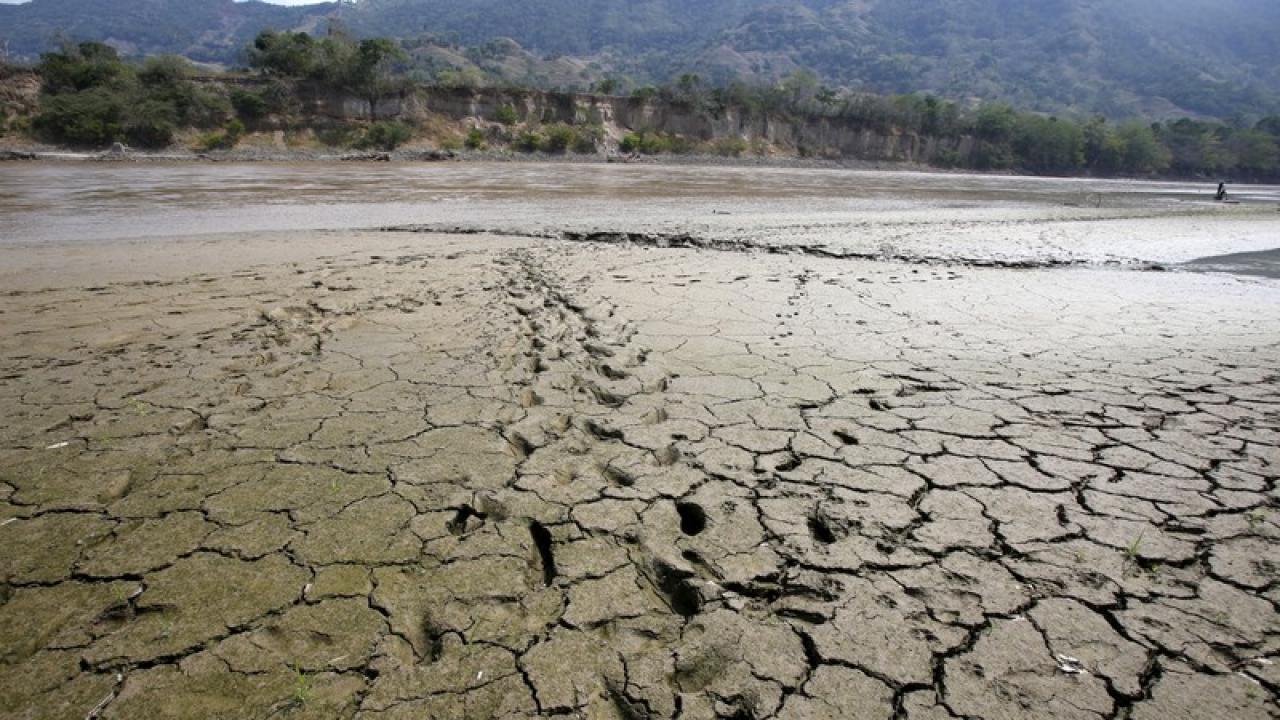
[775, 454, 802, 472]
[421, 616, 448, 662]
[676, 502, 707, 536]
[808, 512, 839, 544]
[529, 522, 558, 587]
[832, 429, 860, 446]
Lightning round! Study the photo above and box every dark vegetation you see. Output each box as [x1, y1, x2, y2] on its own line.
[16, 32, 1280, 179]
[30, 42, 230, 147]
[247, 31, 409, 114]
[3, 0, 1278, 121]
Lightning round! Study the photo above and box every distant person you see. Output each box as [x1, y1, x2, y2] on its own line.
[1216, 183, 1228, 201]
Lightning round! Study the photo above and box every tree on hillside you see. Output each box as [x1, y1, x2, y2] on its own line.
[348, 38, 408, 117]
[248, 31, 318, 78]
[1118, 122, 1171, 174]
[246, 31, 408, 117]
[1226, 129, 1279, 177]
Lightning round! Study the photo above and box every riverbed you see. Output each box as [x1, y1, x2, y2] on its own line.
[0, 162, 1277, 719]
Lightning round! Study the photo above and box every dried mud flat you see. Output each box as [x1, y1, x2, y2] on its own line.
[1, 213, 1279, 719]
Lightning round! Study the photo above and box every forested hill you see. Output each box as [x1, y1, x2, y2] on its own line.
[0, 0, 335, 63]
[3, 0, 1279, 119]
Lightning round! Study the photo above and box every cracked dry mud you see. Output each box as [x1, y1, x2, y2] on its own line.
[1, 226, 1278, 720]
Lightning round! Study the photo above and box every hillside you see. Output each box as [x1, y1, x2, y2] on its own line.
[0, 0, 334, 64]
[3, 0, 1278, 119]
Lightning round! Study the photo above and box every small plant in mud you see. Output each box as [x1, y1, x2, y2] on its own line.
[1122, 533, 1146, 577]
[290, 662, 312, 707]
[1246, 510, 1267, 531]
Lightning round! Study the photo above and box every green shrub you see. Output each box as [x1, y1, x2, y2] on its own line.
[33, 45, 229, 148]
[572, 125, 603, 153]
[33, 87, 127, 146]
[355, 120, 412, 150]
[39, 42, 129, 95]
[712, 137, 748, 157]
[515, 130, 545, 152]
[541, 123, 576, 153]
[494, 105, 518, 125]
[316, 123, 356, 147]
[620, 130, 685, 155]
[630, 87, 659, 102]
[619, 132, 643, 153]
[465, 128, 486, 150]
[196, 118, 246, 151]
[231, 89, 269, 120]
[125, 99, 178, 147]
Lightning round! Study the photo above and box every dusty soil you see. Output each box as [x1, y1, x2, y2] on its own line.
[0, 168, 1278, 718]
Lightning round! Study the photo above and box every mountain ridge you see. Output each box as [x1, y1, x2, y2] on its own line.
[2, 0, 1277, 119]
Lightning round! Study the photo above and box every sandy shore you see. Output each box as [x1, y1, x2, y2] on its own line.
[1, 171, 1279, 719]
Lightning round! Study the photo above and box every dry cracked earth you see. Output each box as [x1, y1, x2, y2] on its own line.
[1, 229, 1278, 720]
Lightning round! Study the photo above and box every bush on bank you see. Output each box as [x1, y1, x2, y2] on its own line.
[32, 42, 228, 148]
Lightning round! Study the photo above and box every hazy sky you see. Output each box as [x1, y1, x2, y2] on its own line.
[0, 0, 331, 4]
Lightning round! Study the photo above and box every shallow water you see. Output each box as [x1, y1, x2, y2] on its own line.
[1187, 247, 1280, 278]
[2, 161, 1276, 245]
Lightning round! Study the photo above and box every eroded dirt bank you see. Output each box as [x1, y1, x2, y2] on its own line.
[1, 219, 1279, 718]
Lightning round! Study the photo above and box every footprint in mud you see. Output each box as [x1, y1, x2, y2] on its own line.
[582, 418, 625, 441]
[642, 407, 668, 425]
[596, 363, 630, 381]
[529, 521, 558, 587]
[584, 342, 616, 359]
[447, 505, 486, 536]
[600, 464, 636, 487]
[582, 381, 627, 408]
[655, 444, 681, 467]
[807, 510, 841, 545]
[651, 559, 702, 618]
[506, 432, 535, 460]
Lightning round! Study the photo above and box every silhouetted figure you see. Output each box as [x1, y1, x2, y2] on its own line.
[1216, 183, 1228, 201]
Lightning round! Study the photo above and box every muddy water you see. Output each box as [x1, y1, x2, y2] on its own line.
[2, 161, 1277, 246]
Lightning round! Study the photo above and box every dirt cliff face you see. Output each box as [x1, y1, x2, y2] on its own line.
[0, 70, 40, 122]
[301, 84, 970, 162]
